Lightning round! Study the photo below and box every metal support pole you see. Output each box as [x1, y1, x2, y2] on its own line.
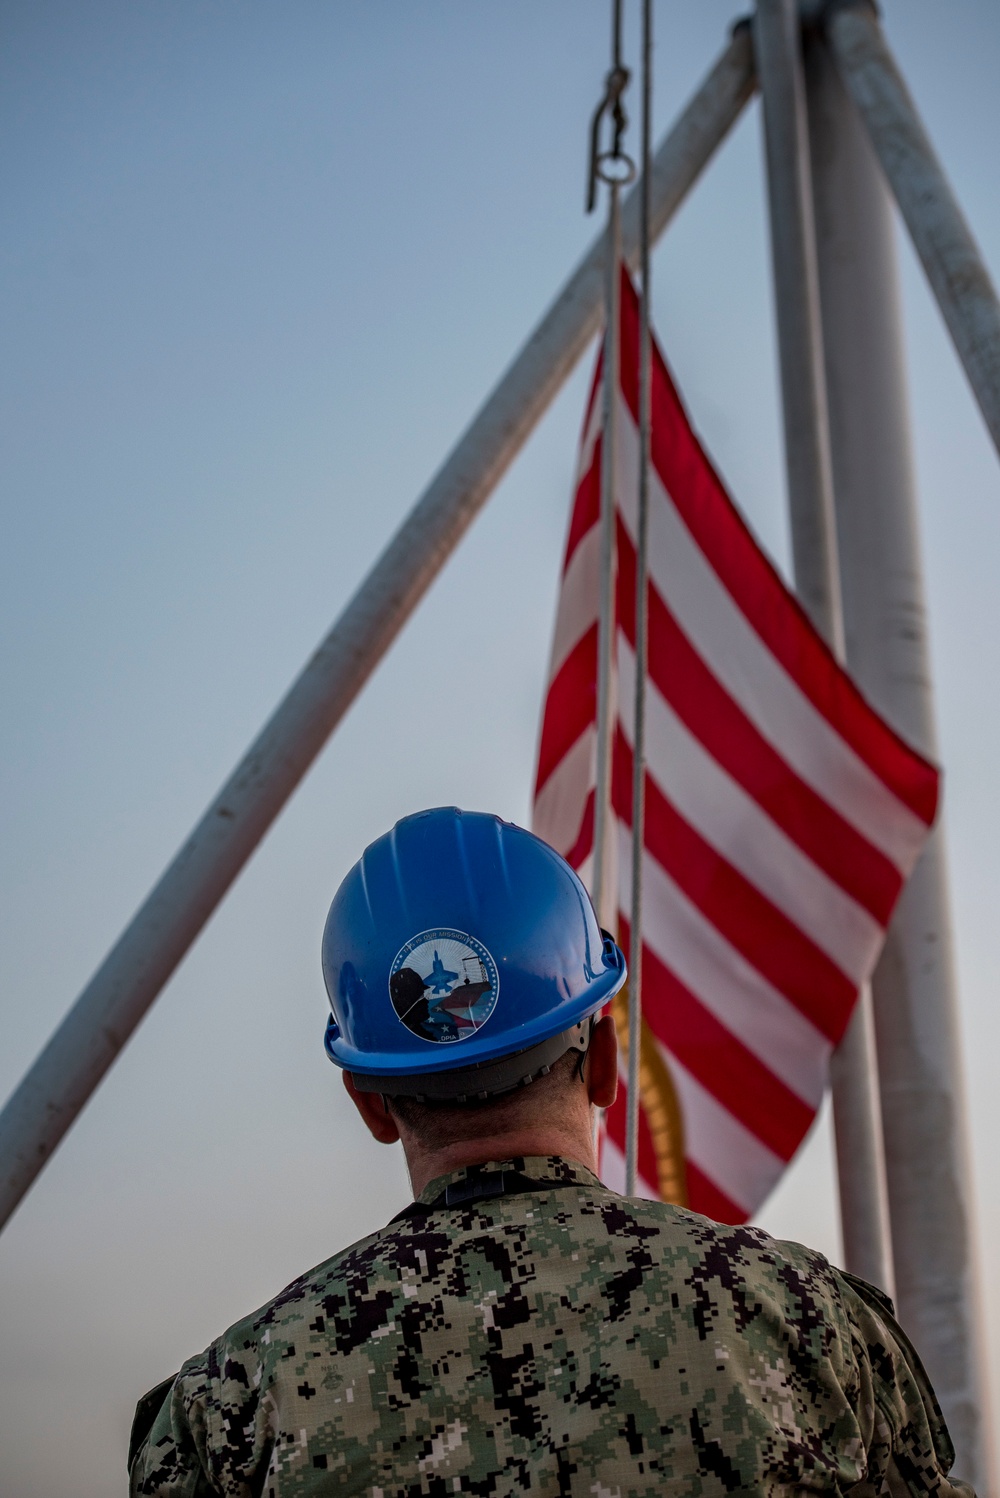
[592, 181, 622, 935]
[826, 991, 893, 1292]
[754, 0, 892, 1290]
[0, 28, 756, 1234]
[590, 0, 631, 937]
[806, 17, 993, 1487]
[827, 3, 1000, 464]
[625, 0, 654, 1200]
[754, 0, 842, 639]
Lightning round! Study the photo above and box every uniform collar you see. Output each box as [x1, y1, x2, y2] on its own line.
[416, 1154, 600, 1207]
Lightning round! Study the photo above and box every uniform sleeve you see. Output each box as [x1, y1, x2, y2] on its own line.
[837, 1272, 977, 1497]
[128, 1356, 218, 1497]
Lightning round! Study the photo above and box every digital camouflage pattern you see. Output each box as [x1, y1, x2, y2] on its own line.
[129, 1156, 973, 1497]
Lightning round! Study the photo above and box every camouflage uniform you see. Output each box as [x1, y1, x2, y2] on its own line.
[129, 1156, 972, 1497]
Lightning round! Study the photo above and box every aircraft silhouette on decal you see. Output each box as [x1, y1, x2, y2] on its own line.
[423, 950, 459, 995]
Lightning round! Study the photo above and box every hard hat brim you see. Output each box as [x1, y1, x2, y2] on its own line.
[324, 943, 625, 1079]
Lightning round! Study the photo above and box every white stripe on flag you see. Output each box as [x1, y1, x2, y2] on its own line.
[533, 727, 594, 858]
[548, 524, 600, 684]
[664, 1050, 786, 1216]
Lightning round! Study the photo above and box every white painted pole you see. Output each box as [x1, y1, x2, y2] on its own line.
[806, 15, 994, 1488]
[754, 0, 842, 638]
[754, 0, 892, 1291]
[0, 29, 756, 1234]
[826, 991, 893, 1292]
[799, 7, 894, 1299]
[625, 0, 654, 1201]
[827, 3, 1000, 464]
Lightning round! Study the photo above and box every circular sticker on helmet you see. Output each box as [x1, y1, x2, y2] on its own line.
[389, 929, 499, 1045]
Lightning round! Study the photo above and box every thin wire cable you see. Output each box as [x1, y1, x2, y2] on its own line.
[593, 182, 621, 932]
[612, 0, 623, 72]
[587, 0, 632, 932]
[626, 0, 653, 1197]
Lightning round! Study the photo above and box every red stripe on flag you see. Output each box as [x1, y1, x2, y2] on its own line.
[616, 269, 939, 829]
[615, 522, 903, 922]
[613, 729, 857, 1043]
[684, 1160, 747, 1225]
[618, 917, 813, 1162]
[564, 445, 602, 574]
[534, 625, 596, 797]
[564, 787, 595, 872]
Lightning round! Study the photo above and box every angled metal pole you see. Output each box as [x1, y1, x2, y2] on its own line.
[753, 0, 893, 1292]
[0, 26, 756, 1234]
[807, 12, 994, 1488]
[827, 2, 1000, 463]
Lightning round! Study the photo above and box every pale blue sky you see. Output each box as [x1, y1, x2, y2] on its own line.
[2, 4, 999, 1493]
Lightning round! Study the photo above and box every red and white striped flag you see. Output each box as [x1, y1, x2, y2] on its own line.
[532, 267, 939, 1223]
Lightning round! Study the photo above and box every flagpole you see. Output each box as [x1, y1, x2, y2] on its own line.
[625, 0, 654, 1199]
[588, 1, 633, 934]
[806, 17, 992, 1485]
[754, 0, 893, 1291]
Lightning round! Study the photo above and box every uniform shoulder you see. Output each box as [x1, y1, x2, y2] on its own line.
[620, 1193, 840, 1276]
[830, 1270, 975, 1492]
[131, 1222, 400, 1490]
[587, 1189, 846, 1314]
[213, 1220, 392, 1357]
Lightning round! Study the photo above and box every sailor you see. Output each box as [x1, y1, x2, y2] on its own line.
[129, 807, 973, 1496]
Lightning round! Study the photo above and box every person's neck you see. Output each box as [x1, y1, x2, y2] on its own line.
[401, 1119, 599, 1198]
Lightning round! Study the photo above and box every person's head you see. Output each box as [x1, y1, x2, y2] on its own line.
[344, 1019, 618, 1192]
[321, 807, 626, 1193]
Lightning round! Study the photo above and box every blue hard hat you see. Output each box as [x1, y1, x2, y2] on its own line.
[322, 807, 626, 1101]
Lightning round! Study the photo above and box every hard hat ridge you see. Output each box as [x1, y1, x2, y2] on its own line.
[322, 807, 626, 1100]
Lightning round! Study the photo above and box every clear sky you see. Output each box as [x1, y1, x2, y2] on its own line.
[1, 3, 999, 1493]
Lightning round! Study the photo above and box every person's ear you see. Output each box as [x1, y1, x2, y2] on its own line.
[343, 1072, 401, 1145]
[585, 1013, 619, 1110]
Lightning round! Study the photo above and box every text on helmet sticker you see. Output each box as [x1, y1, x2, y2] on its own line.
[389, 929, 499, 1045]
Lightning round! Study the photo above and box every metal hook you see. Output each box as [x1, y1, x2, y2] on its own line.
[587, 62, 634, 212]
